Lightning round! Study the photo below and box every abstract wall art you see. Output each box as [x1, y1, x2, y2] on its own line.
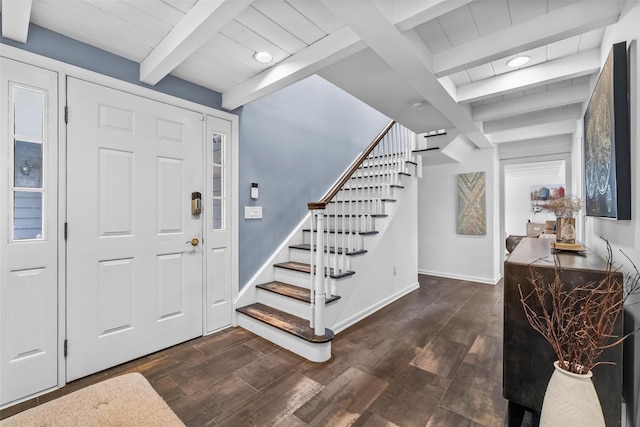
[583, 41, 631, 220]
[456, 171, 486, 235]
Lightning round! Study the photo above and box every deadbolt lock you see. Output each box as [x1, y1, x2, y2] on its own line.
[186, 238, 199, 247]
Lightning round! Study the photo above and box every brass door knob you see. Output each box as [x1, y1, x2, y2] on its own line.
[186, 238, 199, 246]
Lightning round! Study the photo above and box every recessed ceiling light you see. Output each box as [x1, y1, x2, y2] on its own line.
[507, 55, 530, 67]
[411, 100, 426, 110]
[253, 51, 273, 64]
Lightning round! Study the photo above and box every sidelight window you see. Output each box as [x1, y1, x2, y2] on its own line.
[11, 85, 47, 241]
[211, 133, 225, 230]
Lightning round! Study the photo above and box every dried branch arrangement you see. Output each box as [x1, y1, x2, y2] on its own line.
[519, 241, 640, 374]
[543, 195, 583, 218]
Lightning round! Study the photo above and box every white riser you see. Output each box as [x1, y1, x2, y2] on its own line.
[289, 249, 355, 271]
[325, 216, 378, 231]
[360, 158, 407, 169]
[257, 288, 311, 320]
[349, 175, 401, 187]
[289, 248, 312, 265]
[274, 267, 310, 287]
[237, 314, 331, 363]
[302, 232, 365, 249]
[326, 201, 387, 216]
[338, 186, 397, 200]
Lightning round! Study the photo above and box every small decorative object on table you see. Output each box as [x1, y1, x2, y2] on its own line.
[543, 196, 582, 244]
[518, 240, 640, 427]
[550, 242, 586, 253]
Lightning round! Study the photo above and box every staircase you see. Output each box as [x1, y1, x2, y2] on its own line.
[235, 121, 419, 362]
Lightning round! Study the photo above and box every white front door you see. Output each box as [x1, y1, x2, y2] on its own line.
[0, 58, 59, 405]
[66, 78, 204, 381]
[205, 115, 233, 333]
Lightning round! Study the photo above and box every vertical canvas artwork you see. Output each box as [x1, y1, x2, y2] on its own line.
[583, 41, 631, 219]
[457, 172, 486, 235]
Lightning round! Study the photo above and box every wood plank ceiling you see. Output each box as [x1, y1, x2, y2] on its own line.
[0, 0, 624, 163]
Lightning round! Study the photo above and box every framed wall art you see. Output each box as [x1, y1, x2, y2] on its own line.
[456, 171, 486, 235]
[583, 41, 631, 220]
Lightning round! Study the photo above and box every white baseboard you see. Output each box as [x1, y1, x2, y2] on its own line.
[332, 281, 419, 334]
[417, 269, 502, 285]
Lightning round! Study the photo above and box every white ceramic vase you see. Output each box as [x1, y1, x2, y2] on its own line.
[540, 361, 605, 427]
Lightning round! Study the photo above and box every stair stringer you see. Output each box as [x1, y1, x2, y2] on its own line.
[324, 171, 419, 333]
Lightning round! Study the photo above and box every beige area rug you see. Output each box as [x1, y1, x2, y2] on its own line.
[1, 373, 185, 426]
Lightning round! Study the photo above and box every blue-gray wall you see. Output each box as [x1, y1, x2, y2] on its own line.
[0, 17, 223, 109]
[1, 18, 389, 290]
[238, 75, 389, 287]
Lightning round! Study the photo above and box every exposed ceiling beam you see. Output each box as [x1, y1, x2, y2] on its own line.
[1, 0, 32, 43]
[440, 134, 476, 163]
[377, 0, 474, 32]
[472, 83, 590, 122]
[140, 0, 252, 86]
[457, 48, 600, 103]
[222, 27, 365, 110]
[223, 0, 460, 111]
[433, 1, 620, 77]
[483, 105, 582, 134]
[321, 0, 492, 149]
[489, 119, 578, 144]
[498, 135, 573, 159]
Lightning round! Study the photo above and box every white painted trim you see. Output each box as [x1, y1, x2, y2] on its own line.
[417, 270, 502, 286]
[1, 43, 239, 388]
[332, 282, 419, 334]
[57, 72, 67, 391]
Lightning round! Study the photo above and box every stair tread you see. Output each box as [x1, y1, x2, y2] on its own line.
[326, 213, 388, 218]
[330, 198, 396, 203]
[302, 228, 379, 236]
[257, 281, 341, 304]
[340, 184, 404, 190]
[290, 244, 367, 256]
[236, 303, 334, 343]
[274, 261, 355, 279]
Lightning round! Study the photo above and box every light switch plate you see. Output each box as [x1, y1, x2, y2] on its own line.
[244, 206, 262, 219]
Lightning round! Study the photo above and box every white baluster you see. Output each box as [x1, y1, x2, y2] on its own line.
[314, 211, 326, 335]
[309, 213, 316, 329]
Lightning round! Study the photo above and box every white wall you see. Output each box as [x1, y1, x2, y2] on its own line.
[418, 147, 501, 284]
[579, 2, 640, 425]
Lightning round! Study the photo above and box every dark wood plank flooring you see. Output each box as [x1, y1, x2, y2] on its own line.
[1, 275, 537, 426]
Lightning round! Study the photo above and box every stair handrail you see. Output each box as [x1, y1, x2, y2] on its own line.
[306, 119, 415, 337]
[307, 120, 396, 211]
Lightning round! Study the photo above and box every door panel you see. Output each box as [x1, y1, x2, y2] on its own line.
[205, 116, 233, 332]
[0, 58, 58, 406]
[66, 78, 203, 381]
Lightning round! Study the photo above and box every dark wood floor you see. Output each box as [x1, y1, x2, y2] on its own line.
[1, 274, 537, 426]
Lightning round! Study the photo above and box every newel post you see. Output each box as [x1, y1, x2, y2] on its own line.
[313, 210, 326, 336]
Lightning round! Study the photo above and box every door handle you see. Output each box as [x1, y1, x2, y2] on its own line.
[186, 238, 199, 247]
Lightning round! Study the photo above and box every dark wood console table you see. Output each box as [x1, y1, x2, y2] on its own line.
[503, 237, 622, 427]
